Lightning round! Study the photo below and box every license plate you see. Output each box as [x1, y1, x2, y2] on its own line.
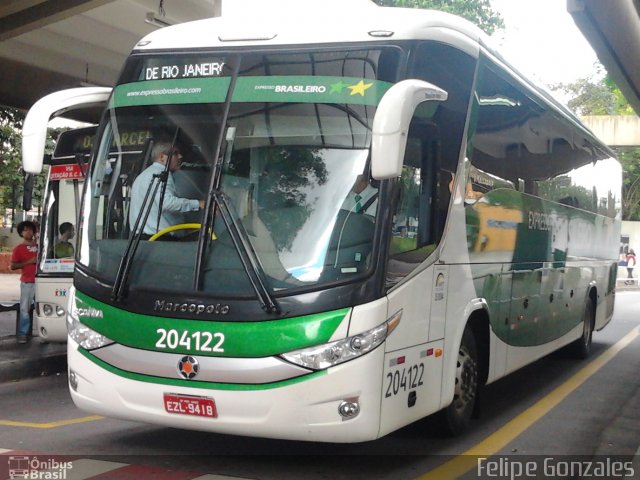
[163, 393, 217, 418]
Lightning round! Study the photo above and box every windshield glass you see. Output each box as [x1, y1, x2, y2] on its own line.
[79, 49, 398, 297]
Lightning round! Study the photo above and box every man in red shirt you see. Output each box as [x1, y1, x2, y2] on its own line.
[11, 221, 38, 344]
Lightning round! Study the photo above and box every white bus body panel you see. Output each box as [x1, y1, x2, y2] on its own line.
[68, 338, 386, 443]
[22, 87, 111, 174]
[35, 277, 71, 342]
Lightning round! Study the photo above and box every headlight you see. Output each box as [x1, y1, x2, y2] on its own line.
[41, 303, 66, 317]
[280, 310, 402, 370]
[67, 303, 114, 350]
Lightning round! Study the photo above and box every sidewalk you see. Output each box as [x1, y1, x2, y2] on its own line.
[0, 273, 66, 382]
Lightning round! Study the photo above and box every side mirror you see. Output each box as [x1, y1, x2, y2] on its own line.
[371, 79, 447, 179]
[22, 87, 112, 174]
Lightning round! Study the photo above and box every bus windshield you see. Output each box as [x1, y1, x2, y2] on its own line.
[79, 49, 398, 298]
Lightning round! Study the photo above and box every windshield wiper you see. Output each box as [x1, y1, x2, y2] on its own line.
[111, 168, 167, 301]
[112, 131, 179, 302]
[155, 129, 180, 232]
[207, 190, 280, 314]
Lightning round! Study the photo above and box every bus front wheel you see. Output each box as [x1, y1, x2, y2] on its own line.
[439, 326, 479, 436]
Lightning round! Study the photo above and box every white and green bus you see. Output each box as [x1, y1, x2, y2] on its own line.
[23, 3, 621, 442]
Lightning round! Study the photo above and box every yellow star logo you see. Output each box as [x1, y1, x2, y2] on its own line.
[348, 80, 373, 96]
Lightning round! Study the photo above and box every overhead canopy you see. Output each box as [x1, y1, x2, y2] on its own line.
[568, 0, 640, 115]
[2, 0, 639, 118]
[0, 0, 219, 114]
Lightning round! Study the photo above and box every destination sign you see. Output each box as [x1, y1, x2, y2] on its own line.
[49, 164, 84, 181]
[143, 58, 230, 81]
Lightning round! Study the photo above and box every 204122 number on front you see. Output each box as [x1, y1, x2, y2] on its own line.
[156, 328, 225, 353]
[385, 362, 424, 398]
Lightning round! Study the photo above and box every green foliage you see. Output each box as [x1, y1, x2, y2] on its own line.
[616, 147, 640, 221]
[562, 78, 617, 116]
[0, 106, 52, 225]
[373, 0, 504, 35]
[0, 107, 26, 221]
[550, 68, 635, 116]
[552, 71, 640, 220]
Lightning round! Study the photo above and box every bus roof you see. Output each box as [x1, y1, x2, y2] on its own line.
[131, 1, 612, 157]
[134, 2, 486, 54]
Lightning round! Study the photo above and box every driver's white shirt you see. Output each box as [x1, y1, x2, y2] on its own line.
[129, 161, 200, 235]
[341, 184, 378, 215]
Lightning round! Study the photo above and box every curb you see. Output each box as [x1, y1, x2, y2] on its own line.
[0, 354, 67, 383]
[0, 339, 67, 383]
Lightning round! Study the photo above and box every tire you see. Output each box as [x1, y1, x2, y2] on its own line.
[570, 298, 594, 359]
[439, 326, 479, 436]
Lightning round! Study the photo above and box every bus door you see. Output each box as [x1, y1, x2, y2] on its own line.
[35, 162, 84, 341]
[41, 163, 84, 271]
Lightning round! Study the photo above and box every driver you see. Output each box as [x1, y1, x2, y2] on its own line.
[342, 174, 378, 216]
[129, 141, 205, 239]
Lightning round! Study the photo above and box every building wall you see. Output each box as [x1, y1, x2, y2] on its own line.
[619, 220, 639, 279]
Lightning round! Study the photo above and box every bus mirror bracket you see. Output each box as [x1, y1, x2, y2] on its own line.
[22, 87, 112, 174]
[371, 79, 447, 179]
[23, 173, 34, 211]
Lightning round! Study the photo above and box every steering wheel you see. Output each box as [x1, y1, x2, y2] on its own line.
[148, 223, 217, 241]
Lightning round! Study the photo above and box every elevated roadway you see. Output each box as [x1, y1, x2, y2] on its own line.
[582, 115, 640, 147]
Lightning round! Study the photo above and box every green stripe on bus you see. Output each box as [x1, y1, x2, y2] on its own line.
[111, 77, 231, 107]
[232, 76, 392, 105]
[79, 347, 325, 390]
[75, 291, 349, 357]
[111, 76, 391, 108]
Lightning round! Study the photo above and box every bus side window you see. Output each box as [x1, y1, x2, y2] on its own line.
[386, 120, 441, 287]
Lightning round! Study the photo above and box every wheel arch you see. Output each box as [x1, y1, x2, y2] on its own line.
[440, 299, 490, 410]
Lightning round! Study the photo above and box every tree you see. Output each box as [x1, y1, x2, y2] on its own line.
[373, 0, 504, 35]
[550, 67, 635, 116]
[0, 107, 26, 226]
[618, 148, 640, 221]
[552, 72, 640, 220]
[0, 107, 56, 227]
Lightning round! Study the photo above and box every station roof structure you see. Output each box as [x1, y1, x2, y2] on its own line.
[0, 0, 639, 118]
[0, 0, 218, 112]
[568, 0, 640, 115]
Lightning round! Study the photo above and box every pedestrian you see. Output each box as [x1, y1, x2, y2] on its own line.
[10, 220, 38, 344]
[54, 222, 75, 258]
[626, 248, 636, 279]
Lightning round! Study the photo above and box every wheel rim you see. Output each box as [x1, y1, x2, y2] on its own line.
[452, 345, 478, 414]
